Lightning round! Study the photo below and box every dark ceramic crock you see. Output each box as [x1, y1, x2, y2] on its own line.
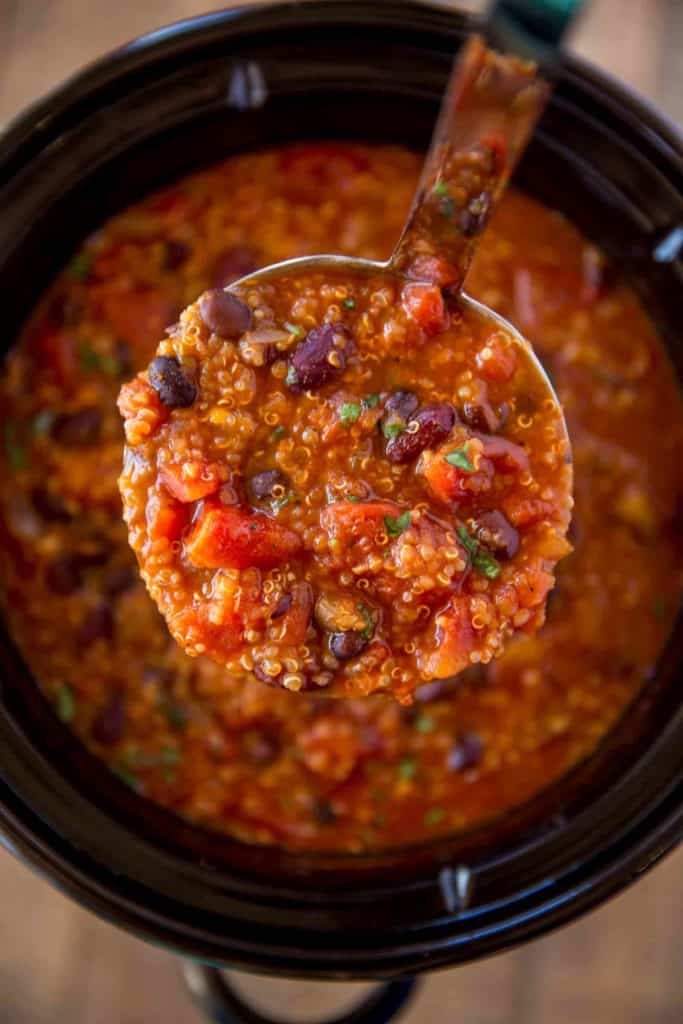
[0, 0, 682, 995]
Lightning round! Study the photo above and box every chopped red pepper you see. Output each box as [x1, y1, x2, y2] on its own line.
[185, 504, 302, 570]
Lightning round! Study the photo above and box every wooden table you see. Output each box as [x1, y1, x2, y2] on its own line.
[1, 2, 681, 1021]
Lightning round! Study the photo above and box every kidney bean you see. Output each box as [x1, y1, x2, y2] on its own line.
[270, 593, 293, 620]
[287, 323, 350, 392]
[447, 732, 483, 772]
[242, 728, 281, 765]
[199, 288, 252, 337]
[148, 355, 196, 408]
[313, 797, 337, 825]
[32, 486, 73, 522]
[163, 239, 191, 270]
[212, 246, 257, 288]
[458, 190, 491, 238]
[462, 399, 500, 434]
[90, 692, 126, 745]
[53, 407, 102, 446]
[81, 603, 114, 645]
[386, 402, 456, 463]
[468, 509, 519, 560]
[329, 630, 367, 660]
[45, 555, 83, 595]
[249, 469, 286, 501]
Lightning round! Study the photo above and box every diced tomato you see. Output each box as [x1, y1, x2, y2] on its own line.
[320, 500, 402, 542]
[95, 287, 177, 357]
[513, 565, 555, 610]
[146, 487, 189, 544]
[159, 461, 223, 503]
[270, 583, 313, 646]
[402, 283, 449, 337]
[418, 599, 475, 680]
[407, 254, 461, 288]
[479, 132, 508, 175]
[30, 320, 77, 389]
[504, 495, 557, 529]
[185, 504, 302, 570]
[420, 449, 494, 507]
[476, 332, 517, 382]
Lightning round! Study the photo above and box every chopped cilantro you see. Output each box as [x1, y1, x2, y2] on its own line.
[32, 410, 55, 436]
[357, 604, 374, 641]
[284, 321, 304, 337]
[440, 196, 456, 219]
[3, 421, 26, 472]
[345, 495, 361, 503]
[285, 365, 298, 387]
[363, 393, 380, 409]
[160, 700, 188, 730]
[275, 493, 297, 510]
[433, 179, 450, 197]
[343, 298, 356, 310]
[55, 684, 75, 723]
[414, 715, 435, 734]
[445, 447, 474, 472]
[457, 524, 501, 580]
[68, 250, 92, 281]
[122, 745, 181, 770]
[424, 806, 445, 826]
[381, 420, 405, 440]
[78, 343, 120, 375]
[384, 510, 411, 537]
[339, 402, 362, 427]
[397, 757, 417, 781]
[112, 764, 138, 788]
[271, 425, 287, 442]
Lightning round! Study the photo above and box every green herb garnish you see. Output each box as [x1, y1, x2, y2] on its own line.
[55, 684, 75, 723]
[271, 425, 287, 442]
[68, 251, 92, 281]
[457, 524, 501, 580]
[285, 365, 298, 388]
[357, 604, 374, 641]
[433, 180, 450, 197]
[345, 495, 361, 503]
[3, 421, 26, 472]
[397, 757, 417, 781]
[363, 393, 380, 409]
[343, 298, 356, 310]
[384, 510, 411, 537]
[275, 493, 297, 510]
[32, 410, 56, 436]
[122, 745, 181, 770]
[424, 806, 445, 826]
[284, 321, 304, 337]
[160, 700, 188, 731]
[414, 715, 435, 735]
[445, 447, 474, 472]
[78, 343, 121, 376]
[381, 420, 406, 440]
[339, 402, 362, 427]
[112, 764, 138, 788]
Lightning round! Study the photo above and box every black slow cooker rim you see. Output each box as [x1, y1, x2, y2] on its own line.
[0, 0, 682, 977]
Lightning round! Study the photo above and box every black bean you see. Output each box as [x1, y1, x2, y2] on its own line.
[53, 407, 102, 446]
[386, 402, 456, 463]
[212, 246, 257, 288]
[163, 239, 191, 270]
[288, 323, 350, 392]
[148, 355, 196, 408]
[313, 797, 337, 825]
[242, 728, 280, 765]
[458, 190, 491, 238]
[199, 289, 252, 338]
[447, 732, 483, 773]
[329, 630, 367, 660]
[90, 692, 126, 745]
[32, 486, 73, 522]
[270, 593, 293, 620]
[45, 555, 83, 595]
[81, 603, 114, 645]
[249, 469, 286, 501]
[468, 509, 519, 561]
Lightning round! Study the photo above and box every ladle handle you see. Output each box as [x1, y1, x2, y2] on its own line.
[388, 35, 549, 291]
[489, 0, 585, 58]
